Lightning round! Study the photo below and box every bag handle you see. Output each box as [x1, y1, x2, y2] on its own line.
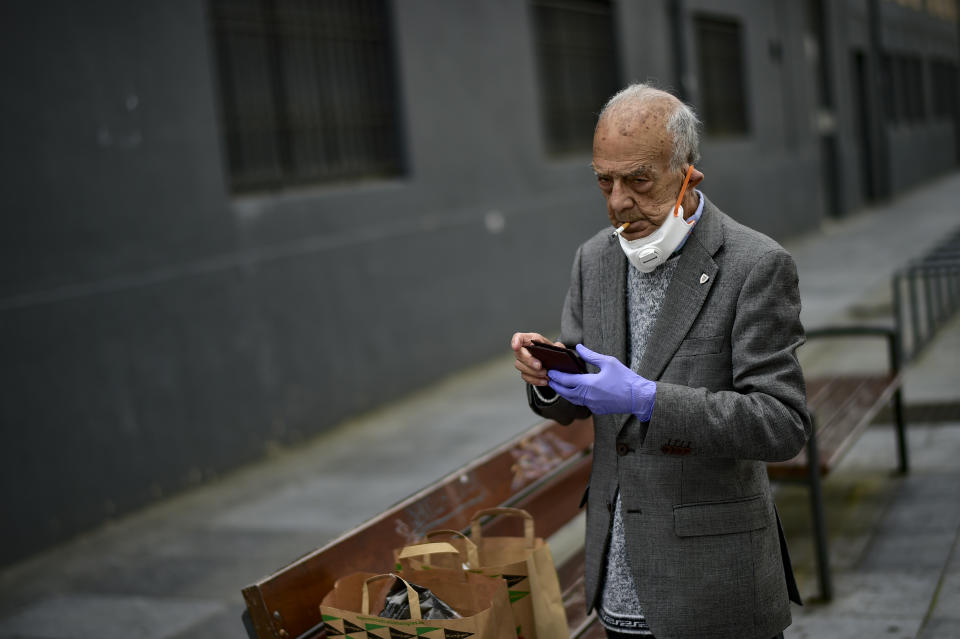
[397, 541, 460, 561]
[396, 541, 469, 575]
[361, 573, 421, 619]
[424, 529, 480, 567]
[470, 507, 535, 547]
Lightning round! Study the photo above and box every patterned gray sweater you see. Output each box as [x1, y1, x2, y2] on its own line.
[599, 255, 680, 635]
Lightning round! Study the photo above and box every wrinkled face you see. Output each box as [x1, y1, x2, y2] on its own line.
[592, 103, 687, 241]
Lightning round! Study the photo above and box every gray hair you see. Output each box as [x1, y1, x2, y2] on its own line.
[598, 83, 701, 172]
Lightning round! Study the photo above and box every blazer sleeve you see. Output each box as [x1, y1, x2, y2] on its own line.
[648, 247, 812, 461]
[526, 244, 592, 425]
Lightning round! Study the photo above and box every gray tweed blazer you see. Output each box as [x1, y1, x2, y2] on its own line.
[528, 197, 811, 639]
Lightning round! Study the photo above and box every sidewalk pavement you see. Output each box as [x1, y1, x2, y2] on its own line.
[1, 174, 959, 638]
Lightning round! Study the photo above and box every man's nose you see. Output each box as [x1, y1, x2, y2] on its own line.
[608, 179, 634, 212]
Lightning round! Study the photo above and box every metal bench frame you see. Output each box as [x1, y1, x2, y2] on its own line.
[768, 325, 908, 601]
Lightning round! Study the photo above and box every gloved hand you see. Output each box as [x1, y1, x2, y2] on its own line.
[547, 344, 656, 420]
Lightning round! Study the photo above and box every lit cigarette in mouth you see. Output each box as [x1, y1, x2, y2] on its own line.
[612, 221, 630, 237]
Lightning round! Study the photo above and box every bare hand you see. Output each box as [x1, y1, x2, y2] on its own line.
[510, 332, 564, 387]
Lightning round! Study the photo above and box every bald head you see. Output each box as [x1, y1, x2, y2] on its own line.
[595, 84, 701, 172]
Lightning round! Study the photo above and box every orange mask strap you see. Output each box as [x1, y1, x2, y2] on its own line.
[672, 165, 694, 217]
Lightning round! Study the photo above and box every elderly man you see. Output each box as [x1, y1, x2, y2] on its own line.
[511, 84, 810, 639]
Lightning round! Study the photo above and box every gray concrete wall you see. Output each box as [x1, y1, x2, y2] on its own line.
[1, 0, 957, 567]
[0, 0, 604, 567]
[0, 0, 239, 566]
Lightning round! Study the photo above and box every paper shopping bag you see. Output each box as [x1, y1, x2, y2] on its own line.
[319, 569, 517, 639]
[421, 508, 568, 639]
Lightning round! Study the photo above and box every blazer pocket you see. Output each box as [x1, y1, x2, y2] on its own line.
[673, 494, 770, 537]
[673, 335, 725, 357]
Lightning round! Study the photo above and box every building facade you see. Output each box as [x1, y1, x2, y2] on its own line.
[1, 0, 957, 566]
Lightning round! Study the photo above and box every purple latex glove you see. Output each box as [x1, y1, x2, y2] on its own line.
[547, 344, 656, 420]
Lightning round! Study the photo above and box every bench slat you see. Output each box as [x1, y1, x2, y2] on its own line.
[486, 455, 591, 537]
[568, 607, 606, 639]
[817, 376, 899, 466]
[558, 549, 590, 632]
[767, 373, 901, 480]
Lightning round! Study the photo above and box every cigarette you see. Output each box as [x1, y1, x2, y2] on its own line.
[612, 221, 630, 237]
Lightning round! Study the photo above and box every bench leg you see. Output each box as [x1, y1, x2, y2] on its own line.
[886, 327, 909, 475]
[806, 423, 833, 601]
[892, 387, 909, 474]
[240, 609, 258, 639]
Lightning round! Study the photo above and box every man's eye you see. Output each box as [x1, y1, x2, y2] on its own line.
[597, 176, 612, 187]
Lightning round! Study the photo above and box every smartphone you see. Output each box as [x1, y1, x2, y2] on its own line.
[527, 341, 587, 374]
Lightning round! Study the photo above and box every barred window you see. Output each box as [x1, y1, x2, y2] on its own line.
[903, 56, 925, 122]
[531, 0, 620, 155]
[886, 53, 926, 124]
[882, 52, 898, 124]
[694, 14, 749, 137]
[931, 59, 958, 119]
[209, 0, 404, 193]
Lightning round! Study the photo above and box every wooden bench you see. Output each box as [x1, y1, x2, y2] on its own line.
[767, 325, 908, 602]
[241, 416, 603, 639]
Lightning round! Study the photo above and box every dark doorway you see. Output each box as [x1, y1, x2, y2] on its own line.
[851, 50, 877, 203]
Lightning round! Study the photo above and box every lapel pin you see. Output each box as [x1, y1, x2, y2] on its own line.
[700, 274, 709, 284]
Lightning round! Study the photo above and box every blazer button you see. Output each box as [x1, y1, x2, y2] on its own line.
[616, 443, 629, 456]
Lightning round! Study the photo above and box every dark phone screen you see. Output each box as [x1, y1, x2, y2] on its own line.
[527, 341, 587, 374]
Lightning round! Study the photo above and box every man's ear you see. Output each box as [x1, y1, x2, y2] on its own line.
[687, 166, 705, 188]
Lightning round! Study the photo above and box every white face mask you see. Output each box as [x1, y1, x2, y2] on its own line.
[618, 205, 696, 272]
[618, 165, 696, 273]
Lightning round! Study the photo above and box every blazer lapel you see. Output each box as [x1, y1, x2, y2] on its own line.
[600, 236, 628, 366]
[637, 200, 724, 382]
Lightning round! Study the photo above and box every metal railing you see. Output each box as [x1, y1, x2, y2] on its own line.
[892, 225, 960, 363]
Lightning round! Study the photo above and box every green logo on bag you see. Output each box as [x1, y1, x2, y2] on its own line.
[508, 590, 530, 603]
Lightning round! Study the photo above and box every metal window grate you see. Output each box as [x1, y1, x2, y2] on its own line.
[209, 0, 404, 193]
[901, 55, 925, 122]
[882, 52, 898, 124]
[930, 58, 957, 119]
[694, 14, 748, 137]
[531, 0, 620, 155]
[886, 53, 927, 124]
